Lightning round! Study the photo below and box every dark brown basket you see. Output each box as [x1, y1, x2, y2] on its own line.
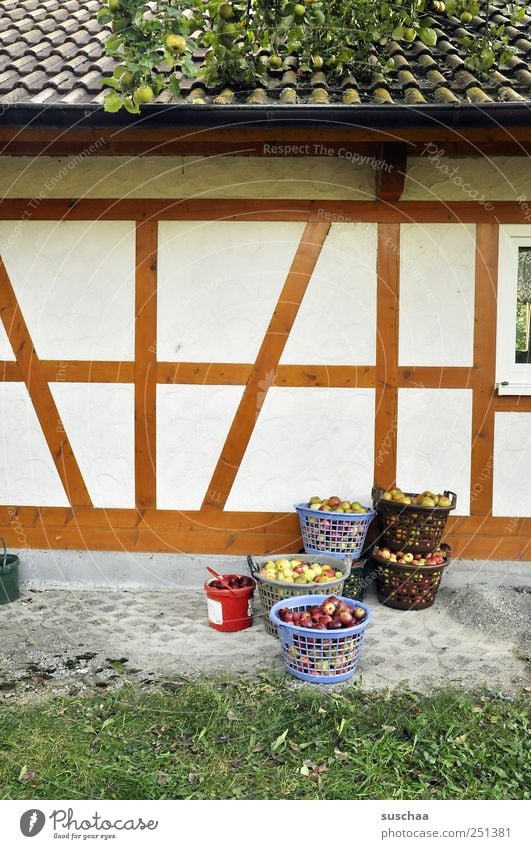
[372, 544, 451, 610]
[372, 487, 456, 553]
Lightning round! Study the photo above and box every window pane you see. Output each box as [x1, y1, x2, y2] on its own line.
[516, 248, 531, 364]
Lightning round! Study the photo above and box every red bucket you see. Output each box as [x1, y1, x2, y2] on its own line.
[204, 574, 256, 632]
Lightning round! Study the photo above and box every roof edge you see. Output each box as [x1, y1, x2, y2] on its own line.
[2, 101, 531, 134]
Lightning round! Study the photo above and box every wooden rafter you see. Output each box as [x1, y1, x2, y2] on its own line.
[201, 220, 330, 510]
[375, 142, 408, 202]
[0, 257, 92, 506]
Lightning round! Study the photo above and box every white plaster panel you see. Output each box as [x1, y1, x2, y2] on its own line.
[396, 388, 473, 515]
[156, 385, 244, 509]
[226, 387, 375, 512]
[0, 382, 68, 506]
[493, 413, 531, 516]
[280, 223, 377, 366]
[0, 156, 375, 200]
[399, 223, 476, 366]
[0, 321, 15, 360]
[157, 221, 305, 363]
[403, 155, 531, 201]
[50, 383, 135, 508]
[0, 221, 135, 360]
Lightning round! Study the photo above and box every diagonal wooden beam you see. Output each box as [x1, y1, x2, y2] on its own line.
[202, 221, 330, 510]
[135, 220, 158, 510]
[0, 256, 92, 506]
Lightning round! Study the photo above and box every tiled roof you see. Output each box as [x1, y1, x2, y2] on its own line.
[0, 0, 530, 107]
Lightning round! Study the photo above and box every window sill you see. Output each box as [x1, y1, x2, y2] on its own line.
[496, 383, 531, 396]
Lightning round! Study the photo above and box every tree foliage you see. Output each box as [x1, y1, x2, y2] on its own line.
[98, 1, 528, 112]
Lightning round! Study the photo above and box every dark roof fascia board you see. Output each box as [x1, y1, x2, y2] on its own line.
[2, 101, 531, 134]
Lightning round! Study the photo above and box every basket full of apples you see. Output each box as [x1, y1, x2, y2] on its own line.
[247, 553, 350, 637]
[372, 487, 456, 554]
[372, 543, 451, 610]
[295, 495, 376, 559]
[269, 594, 371, 683]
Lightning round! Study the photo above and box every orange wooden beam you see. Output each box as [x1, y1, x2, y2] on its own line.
[134, 220, 158, 510]
[0, 258, 92, 506]
[374, 222, 400, 491]
[469, 224, 499, 518]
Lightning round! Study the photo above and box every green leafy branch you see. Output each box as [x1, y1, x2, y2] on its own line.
[98, 0, 529, 112]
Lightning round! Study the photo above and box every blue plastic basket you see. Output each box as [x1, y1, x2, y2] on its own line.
[295, 503, 376, 559]
[270, 594, 371, 684]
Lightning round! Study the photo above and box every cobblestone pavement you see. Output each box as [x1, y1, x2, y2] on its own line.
[0, 580, 529, 700]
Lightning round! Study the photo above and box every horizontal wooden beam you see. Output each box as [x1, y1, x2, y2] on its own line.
[494, 396, 531, 412]
[157, 362, 252, 385]
[0, 199, 530, 224]
[398, 366, 474, 388]
[3, 509, 531, 537]
[274, 365, 376, 388]
[1, 125, 530, 151]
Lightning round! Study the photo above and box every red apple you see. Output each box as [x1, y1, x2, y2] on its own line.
[353, 607, 365, 621]
[339, 610, 354, 627]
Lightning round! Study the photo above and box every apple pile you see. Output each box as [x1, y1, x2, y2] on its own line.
[381, 488, 452, 508]
[374, 546, 448, 567]
[208, 574, 255, 590]
[278, 596, 366, 629]
[307, 495, 370, 514]
[260, 558, 342, 585]
[286, 635, 359, 676]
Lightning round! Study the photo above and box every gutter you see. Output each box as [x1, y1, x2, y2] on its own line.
[1, 101, 530, 133]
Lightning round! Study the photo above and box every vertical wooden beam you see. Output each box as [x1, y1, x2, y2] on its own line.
[470, 223, 499, 516]
[374, 223, 400, 490]
[202, 221, 330, 510]
[135, 220, 158, 509]
[0, 257, 92, 506]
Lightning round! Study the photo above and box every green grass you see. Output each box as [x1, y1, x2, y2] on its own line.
[0, 678, 529, 800]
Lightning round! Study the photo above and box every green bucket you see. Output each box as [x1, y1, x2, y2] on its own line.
[0, 538, 20, 605]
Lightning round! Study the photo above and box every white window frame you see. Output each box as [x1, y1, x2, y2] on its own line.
[496, 224, 531, 395]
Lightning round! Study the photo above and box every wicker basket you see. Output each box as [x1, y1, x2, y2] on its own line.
[341, 559, 367, 601]
[372, 544, 451, 610]
[247, 553, 350, 637]
[372, 487, 456, 553]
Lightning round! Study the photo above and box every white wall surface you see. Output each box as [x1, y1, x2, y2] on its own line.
[403, 155, 531, 201]
[156, 384, 244, 509]
[226, 387, 375, 511]
[50, 383, 135, 508]
[0, 382, 68, 506]
[280, 222, 377, 366]
[0, 321, 15, 360]
[0, 156, 375, 200]
[493, 412, 531, 516]
[399, 223, 476, 367]
[157, 221, 305, 363]
[1, 155, 528, 202]
[396, 388, 473, 515]
[0, 220, 135, 360]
